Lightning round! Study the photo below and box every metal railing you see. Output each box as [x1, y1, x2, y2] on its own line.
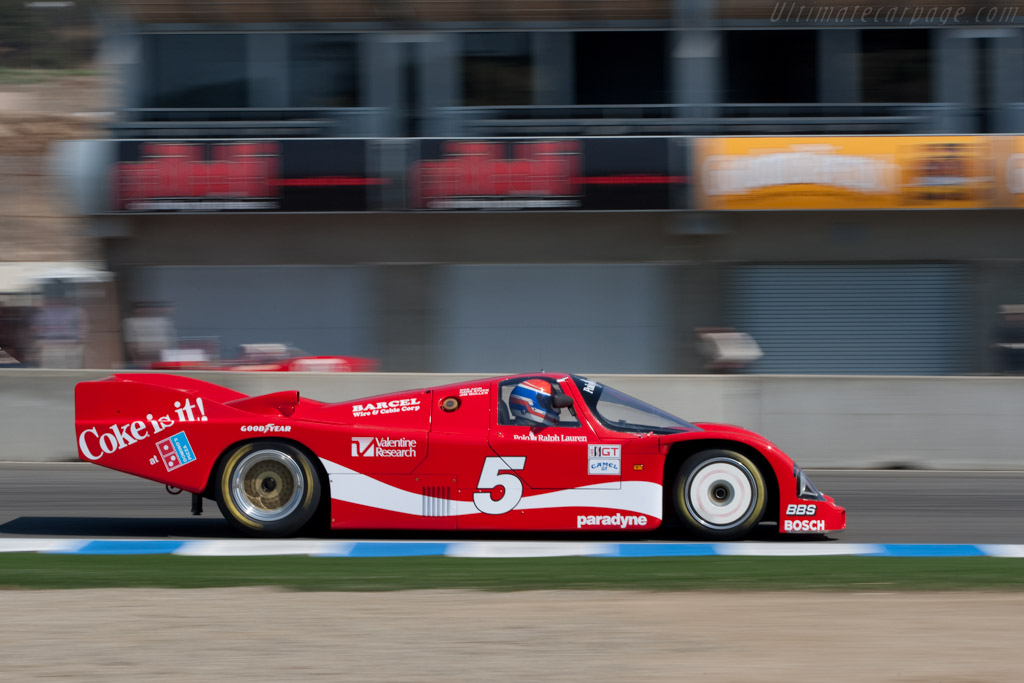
[429, 102, 961, 137]
[107, 0, 671, 24]
[106, 102, 970, 138]
[109, 107, 389, 138]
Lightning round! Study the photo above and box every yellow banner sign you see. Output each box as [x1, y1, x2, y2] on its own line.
[1000, 136, 1024, 208]
[694, 137, 996, 210]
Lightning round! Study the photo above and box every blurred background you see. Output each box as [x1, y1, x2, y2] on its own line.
[3, 0, 1024, 375]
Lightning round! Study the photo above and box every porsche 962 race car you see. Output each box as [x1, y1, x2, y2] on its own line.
[75, 373, 845, 539]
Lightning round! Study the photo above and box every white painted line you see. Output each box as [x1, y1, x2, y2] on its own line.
[2, 539, 1022, 558]
[0, 538, 89, 553]
[977, 544, 1024, 558]
[713, 543, 886, 557]
[172, 540, 350, 557]
[446, 542, 617, 559]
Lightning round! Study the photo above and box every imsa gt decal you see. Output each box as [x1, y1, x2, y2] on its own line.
[588, 444, 621, 475]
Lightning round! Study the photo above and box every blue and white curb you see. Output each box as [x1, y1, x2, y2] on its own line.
[1, 539, 1023, 558]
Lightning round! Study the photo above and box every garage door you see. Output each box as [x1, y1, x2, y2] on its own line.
[135, 265, 376, 359]
[731, 264, 971, 374]
[435, 264, 673, 373]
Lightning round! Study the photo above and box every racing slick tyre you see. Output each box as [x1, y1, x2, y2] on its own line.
[215, 441, 321, 537]
[673, 449, 767, 541]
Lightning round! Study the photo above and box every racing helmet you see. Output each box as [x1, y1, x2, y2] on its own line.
[509, 379, 559, 426]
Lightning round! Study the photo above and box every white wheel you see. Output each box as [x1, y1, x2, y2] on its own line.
[674, 450, 766, 540]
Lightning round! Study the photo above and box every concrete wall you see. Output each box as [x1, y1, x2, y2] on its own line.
[4, 369, 1023, 469]
[100, 211, 1024, 375]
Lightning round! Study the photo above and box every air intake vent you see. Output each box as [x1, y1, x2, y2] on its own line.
[422, 486, 452, 517]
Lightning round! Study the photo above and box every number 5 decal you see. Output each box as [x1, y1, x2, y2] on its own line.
[473, 456, 526, 514]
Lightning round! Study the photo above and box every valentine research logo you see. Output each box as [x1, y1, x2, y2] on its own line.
[351, 436, 418, 458]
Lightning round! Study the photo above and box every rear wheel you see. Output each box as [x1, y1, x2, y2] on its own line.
[673, 449, 766, 540]
[215, 441, 321, 537]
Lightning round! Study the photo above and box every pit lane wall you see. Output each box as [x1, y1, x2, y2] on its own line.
[3, 370, 1022, 469]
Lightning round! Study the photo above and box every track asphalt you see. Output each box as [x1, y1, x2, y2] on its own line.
[2, 464, 1023, 553]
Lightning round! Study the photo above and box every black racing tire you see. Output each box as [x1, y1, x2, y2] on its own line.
[215, 440, 321, 538]
[673, 449, 767, 541]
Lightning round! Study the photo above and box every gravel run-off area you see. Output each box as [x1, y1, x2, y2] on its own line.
[2, 588, 1023, 681]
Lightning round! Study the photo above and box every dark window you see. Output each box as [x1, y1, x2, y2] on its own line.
[574, 31, 668, 105]
[724, 31, 817, 103]
[143, 34, 248, 109]
[498, 378, 581, 428]
[975, 37, 994, 133]
[861, 30, 930, 103]
[462, 33, 533, 106]
[289, 34, 360, 108]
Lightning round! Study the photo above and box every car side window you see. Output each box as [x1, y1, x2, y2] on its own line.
[498, 379, 581, 428]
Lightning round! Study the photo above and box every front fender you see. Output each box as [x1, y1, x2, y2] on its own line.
[663, 424, 846, 534]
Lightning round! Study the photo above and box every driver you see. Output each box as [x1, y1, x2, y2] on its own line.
[508, 379, 559, 427]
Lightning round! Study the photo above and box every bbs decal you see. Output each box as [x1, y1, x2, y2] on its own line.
[785, 504, 817, 516]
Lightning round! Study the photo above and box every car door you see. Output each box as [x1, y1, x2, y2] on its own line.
[486, 376, 620, 492]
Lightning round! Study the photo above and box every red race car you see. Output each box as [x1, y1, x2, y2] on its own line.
[151, 343, 379, 373]
[75, 373, 845, 539]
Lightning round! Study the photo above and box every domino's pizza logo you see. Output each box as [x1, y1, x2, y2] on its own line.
[156, 431, 197, 472]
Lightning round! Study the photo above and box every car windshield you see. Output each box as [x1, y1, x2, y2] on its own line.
[571, 376, 701, 434]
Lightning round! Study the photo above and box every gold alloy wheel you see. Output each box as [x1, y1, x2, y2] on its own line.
[229, 449, 305, 523]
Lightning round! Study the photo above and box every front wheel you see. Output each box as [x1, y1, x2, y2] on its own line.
[673, 449, 767, 540]
[215, 441, 321, 537]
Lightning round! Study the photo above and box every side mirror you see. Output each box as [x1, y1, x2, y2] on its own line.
[551, 394, 574, 409]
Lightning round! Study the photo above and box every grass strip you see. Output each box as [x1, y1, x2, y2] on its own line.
[0, 554, 1022, 591]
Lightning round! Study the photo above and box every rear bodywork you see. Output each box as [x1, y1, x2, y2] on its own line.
[75, 373, 845, 535]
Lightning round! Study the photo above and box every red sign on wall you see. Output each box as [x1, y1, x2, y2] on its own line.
[108, 137, 686, 212]
[409, 138, 686, 211]
[409, 140, 583, 209]
[114, 142, 281, 211]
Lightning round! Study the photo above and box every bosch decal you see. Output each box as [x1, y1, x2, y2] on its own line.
[783, 519, 826, 532]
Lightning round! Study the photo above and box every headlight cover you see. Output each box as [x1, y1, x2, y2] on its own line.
[794, 466, 827, 501]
